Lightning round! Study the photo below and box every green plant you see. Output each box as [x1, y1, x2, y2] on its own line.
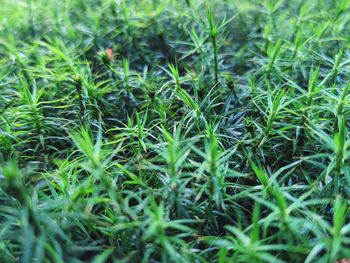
[1, 0, 350, 262]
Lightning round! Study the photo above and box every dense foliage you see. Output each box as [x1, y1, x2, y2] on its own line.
[1, 0, 350, 262]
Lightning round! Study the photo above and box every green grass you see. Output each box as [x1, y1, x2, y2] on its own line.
[2, 0, 350, 262]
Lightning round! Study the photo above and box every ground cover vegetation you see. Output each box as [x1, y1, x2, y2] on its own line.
[1, 0, 350, 262]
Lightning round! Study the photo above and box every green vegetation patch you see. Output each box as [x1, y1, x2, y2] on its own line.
[1, 0, 350, 262]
